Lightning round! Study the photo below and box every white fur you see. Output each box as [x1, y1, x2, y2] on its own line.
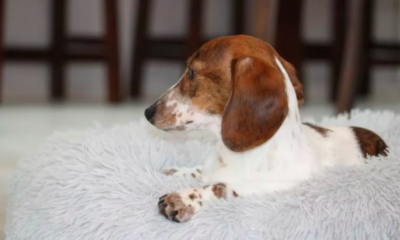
[198, 57, 366, 196]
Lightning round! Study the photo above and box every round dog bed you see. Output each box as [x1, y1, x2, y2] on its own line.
[6, 110, 400, 240]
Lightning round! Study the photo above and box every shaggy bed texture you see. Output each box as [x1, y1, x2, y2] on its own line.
[5, 110, 400, 240]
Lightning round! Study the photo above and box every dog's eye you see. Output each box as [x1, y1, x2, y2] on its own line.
[188, 69, 196, 80]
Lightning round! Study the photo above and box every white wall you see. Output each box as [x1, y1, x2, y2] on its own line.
[2, 0, 399, 103]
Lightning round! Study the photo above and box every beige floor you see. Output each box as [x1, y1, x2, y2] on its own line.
[1, 101, 399, 239]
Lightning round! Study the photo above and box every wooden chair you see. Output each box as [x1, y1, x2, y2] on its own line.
[130, 0, 245, 98]
[336, 0, 400, 113]
[131, 0, 391, 109]
[336, 0, 365, 113]
[257, 0, 400, 112]
[253, 0, 374, 104]
[0, 0, 121, 103]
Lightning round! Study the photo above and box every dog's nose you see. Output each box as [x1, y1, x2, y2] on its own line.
[144, 105, 157, 121]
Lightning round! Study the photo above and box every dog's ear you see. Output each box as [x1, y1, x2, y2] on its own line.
[278, 56, 304, 106]
[222, 57, 288, 152]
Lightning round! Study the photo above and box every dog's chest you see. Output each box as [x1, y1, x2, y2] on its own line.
[202, 140, 281, 184]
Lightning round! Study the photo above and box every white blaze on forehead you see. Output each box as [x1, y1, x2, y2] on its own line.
[165, 80, 185, 107]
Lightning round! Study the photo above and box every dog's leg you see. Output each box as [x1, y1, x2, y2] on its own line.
[161, 167, 203, 180]
[158, 183, 238, 223]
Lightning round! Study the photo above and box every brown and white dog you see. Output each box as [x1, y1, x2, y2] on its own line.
[144, 35, 388, 223]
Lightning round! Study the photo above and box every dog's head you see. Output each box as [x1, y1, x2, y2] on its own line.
[145, 35, 303, 152]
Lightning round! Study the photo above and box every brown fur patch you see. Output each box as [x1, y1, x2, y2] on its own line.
[233, 191, 239, 198]
[189, 193, 197, 200]
[162, 169, 177, 176]
[191, 173, 196, 178]
[222, 57, 288, 152]
[198, 201, 203, 206]
[351, 127, 388, 158]
[212, 183, 227, 199]
[304, 123, 331, 137]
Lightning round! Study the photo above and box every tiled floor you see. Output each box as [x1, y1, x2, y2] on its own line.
[1, 101, 399, 239]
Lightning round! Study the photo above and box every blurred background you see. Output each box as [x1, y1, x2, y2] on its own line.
[1, 0, 400, 238]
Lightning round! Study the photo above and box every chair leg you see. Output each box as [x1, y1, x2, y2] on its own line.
[233, 0, 245, 35]
[104, 0, 121, 103]
[130, 0, 152, 98]
[275, 0, 304, 85]
[336, 0, 365, 114]
[331, 0, 347, 102]
[186, 0, 203, 57]
[357, 0, 373, 97]
[0, 0, 4, 103]
[253, 0, 274, 43]
[51, 0, 66, 101]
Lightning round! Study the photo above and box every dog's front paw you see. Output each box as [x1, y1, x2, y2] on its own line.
[158, 190, 203, 223]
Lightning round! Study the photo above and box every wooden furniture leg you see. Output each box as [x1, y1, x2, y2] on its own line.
[51, 0, 66, 101]
[253, 0, 275, 44]
[130, 0, 152, 98]
[186, 0, 203, 57]
[275, 0, 304, 84]
[104, 0, 121, 103]
[0, 0, 4, 102]
[358, 0, 373, 97]
[233, 0, 245, 34]
[336, 0, 365, 113]
[331, 0, 347, 101]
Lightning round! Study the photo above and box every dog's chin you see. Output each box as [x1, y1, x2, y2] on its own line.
[152, 120, 198, 132]
[149, 124, 187, 132]
[162, 125, 187, 132]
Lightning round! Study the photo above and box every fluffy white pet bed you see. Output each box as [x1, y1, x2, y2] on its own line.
[6, 110, 400, 240]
